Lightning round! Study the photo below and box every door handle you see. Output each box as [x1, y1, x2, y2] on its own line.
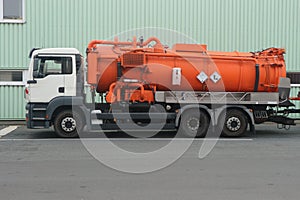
[27, 80, 37, 84]
[58, 87, 65, 93]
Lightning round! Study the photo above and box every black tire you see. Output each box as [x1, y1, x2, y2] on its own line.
[221, 109, 247, 137]
[53, 110, 83, 138]
[179, 109, 210, 138]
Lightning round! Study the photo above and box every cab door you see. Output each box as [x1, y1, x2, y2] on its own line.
[28, 55, 73, 103]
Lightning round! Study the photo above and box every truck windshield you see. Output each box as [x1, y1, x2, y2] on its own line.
[33, 57, 72, 78]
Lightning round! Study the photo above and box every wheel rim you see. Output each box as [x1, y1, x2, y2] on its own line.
[61, 117, 77, 132]
[226, 117, 241, 132]
[186, 117, 200, 131]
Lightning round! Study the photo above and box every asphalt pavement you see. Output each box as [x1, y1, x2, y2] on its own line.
[0, 125, 300, 200]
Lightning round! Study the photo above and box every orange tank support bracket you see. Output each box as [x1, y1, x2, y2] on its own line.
[129, 90, 154, 103]
[105, 82, 154, 103]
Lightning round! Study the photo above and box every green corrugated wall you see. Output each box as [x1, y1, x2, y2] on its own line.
[0, 0, 300, 119]
[0, 86, 25, 119]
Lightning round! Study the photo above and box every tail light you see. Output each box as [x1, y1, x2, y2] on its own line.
[24, 87, 29, 99]
[25, 87, 29, 95]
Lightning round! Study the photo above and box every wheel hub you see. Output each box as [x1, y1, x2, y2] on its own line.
[61, 117, 76, 132]
[226, 117, 241, 131]
[187, 117, 200, 131]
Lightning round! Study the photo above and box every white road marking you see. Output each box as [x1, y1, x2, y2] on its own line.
[0, 138, 253, 142]
[0, 126, 18, 138]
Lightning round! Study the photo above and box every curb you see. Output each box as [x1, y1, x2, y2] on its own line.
[0, 120, 26, 126]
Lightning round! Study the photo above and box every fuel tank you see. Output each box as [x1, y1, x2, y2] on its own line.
[87, 37, 286, 94]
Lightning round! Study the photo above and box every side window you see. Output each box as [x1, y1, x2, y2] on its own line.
[33, 57, 72, 78]
[44, 60, 62, 74]
[0, 0, 25, 23]
[0, 70, 28, 86]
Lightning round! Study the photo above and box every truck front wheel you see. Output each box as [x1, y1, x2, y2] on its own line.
[53, 110, 83, 138]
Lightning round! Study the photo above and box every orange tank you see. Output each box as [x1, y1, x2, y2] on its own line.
[86, 37, 286, 103]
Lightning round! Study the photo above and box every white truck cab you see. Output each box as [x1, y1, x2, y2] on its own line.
[26, 48, 81, 102]
[26, 48, 86, 137]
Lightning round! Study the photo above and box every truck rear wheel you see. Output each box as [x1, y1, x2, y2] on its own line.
[221, 109, 247, 137]
[179, 109, 210, 138]
[53, 110, 83, 138]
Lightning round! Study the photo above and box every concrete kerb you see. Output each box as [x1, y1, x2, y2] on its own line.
[0, 120, 26, 126]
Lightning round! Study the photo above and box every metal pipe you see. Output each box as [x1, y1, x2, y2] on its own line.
[87, 37, 163, 49]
